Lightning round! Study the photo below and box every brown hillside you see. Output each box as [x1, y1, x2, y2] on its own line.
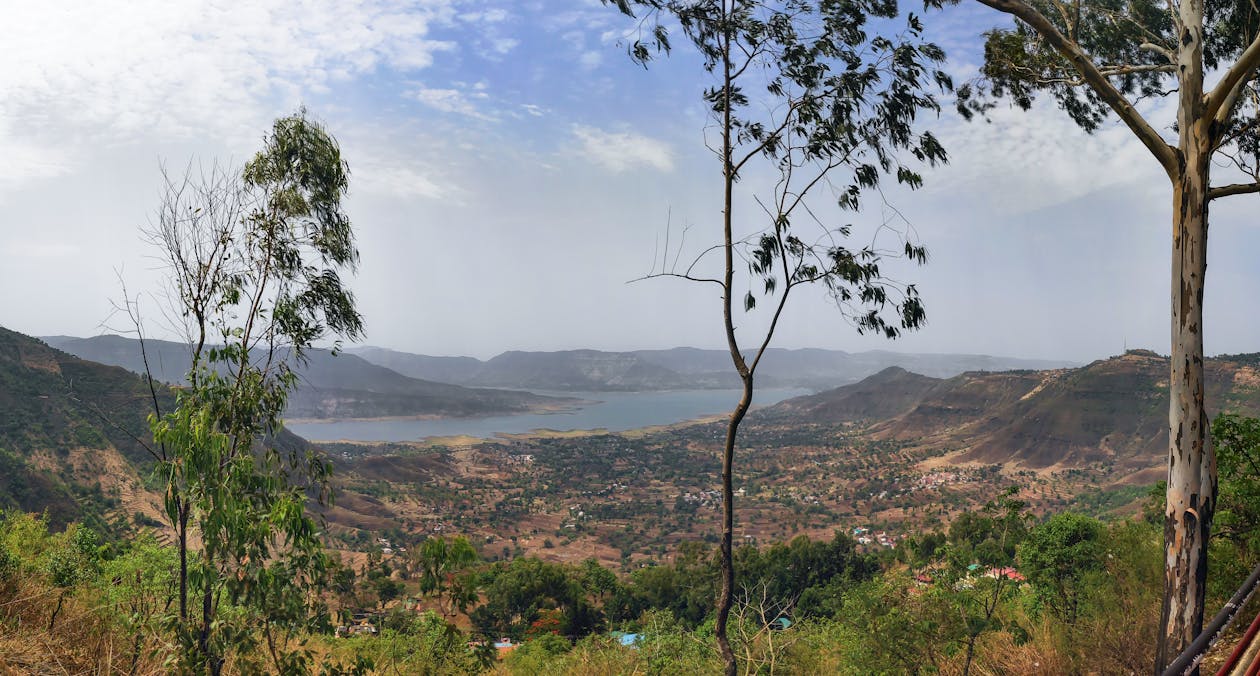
[769, 350, 1260, 471]
[764, 366, 941, 423]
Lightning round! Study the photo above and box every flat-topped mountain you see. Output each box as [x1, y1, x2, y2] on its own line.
[44, 335, 576, 420]
[763, 350, 1260, 470]
[348, 345, 1076, 392]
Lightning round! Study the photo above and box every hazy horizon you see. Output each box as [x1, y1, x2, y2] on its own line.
[24, 327, 1158, 365]
[5, 4, 1260, 367]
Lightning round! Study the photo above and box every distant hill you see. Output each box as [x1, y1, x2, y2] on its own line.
[762, 366, 943, 423]
[1, 327, 371, 535]
[44, 335, 577, 420]
[763, 350, 1260, 471]
[347, 345, 1077, 392]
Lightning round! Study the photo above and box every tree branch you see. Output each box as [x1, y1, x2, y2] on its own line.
[973, 0, 1179, 177]
[1208, 182, 1260, 200]
[1206, 34, 1260, 126]
[630, 271, 725, 287]
[1139, 42, 1175, 62]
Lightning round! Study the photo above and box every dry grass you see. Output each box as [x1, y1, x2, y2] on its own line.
[0, 579, 168, 676]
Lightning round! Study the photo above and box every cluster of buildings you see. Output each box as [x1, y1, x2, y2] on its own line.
[678, 489, 722, 507]
[851, 527, 902, 548]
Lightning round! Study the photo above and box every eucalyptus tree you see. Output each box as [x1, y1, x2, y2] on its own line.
[953, 2, 1260, 667]
[607, 1, 949, 672]
[412, 535, 480, 618]
[143, 110, 363, 674]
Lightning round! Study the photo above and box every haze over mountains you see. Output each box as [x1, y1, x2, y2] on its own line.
[42, 335, 576, 420]
[349, 345, 1077, 392]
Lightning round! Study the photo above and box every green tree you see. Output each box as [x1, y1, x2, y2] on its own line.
[1212, 414, 1260, 559]
[470, 557, 600, 640]
[44, 524, 99, 632]
[955, 1, 1260, 666]
[357, 610, 482, 675]
[143, 110, 363, 674]
[413, 535, 480, 618]
[943, 492, 1029, 676]
[837, 574, 956, 675]
[1018, 512, 1104, 624]
[607, 2, 947, 672]
[100, 535, 179, 673]
[628, 541, 720, 627]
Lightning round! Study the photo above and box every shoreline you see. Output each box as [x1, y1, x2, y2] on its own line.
[284, 399, 596, 425]
[305, 411, 730, 446]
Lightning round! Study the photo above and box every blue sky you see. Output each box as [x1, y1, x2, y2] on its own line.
[2, 1, 1259, 363]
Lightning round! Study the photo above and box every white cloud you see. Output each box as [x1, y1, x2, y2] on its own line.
[579, 51, 603, 70]
[409, 85, 495, 120]
[491, 37, 520, 54]
[923, 101, 1172, 216]
[460, 8, 509, 24]
[572, 125, 674, 173]
[353, 161, 453, 200]
[0, 0, 457, 181]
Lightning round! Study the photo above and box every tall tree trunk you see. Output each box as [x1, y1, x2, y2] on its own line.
[714, 6, 743, 675]
[1155, 133, 1215, 674]
[715, 379, 752, 676]
[178, 502, 188, 621]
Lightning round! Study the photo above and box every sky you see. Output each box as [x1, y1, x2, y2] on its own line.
[3, 1, 1260, 364]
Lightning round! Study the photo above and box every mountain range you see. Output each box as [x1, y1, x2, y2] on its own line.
[348, 345, 1078, 392]
[42, 335, 576, 420]
[9, 321, 1260, 555]
[762, 349, 1260, 475]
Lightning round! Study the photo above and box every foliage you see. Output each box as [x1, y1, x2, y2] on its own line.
[606, 1, 949, 670]
[99, 535, 179, 672]
[1212, 414, 1260, 559]
[737, 532, 879, 619]
[345, 611, 481, 675]
[956, 0, 1260, 665]
[835, 574, 956, 674]
[1018, 512, 1104, 624]
[143, 109, 364, 674]
[471, 557, 602, 640]
[413, 535, 481, 618]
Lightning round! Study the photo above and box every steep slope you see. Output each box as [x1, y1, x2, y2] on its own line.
[45, 335, 576, 419]
[766, 350, 1260, 470]
[0, 327, 166, 528]
[944, 351, 1252, 469]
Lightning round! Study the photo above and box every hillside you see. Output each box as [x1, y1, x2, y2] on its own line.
[0, 327, 168, 529]
[45, 335, 578, 419]
[348, 345, 1077, 392]
[764, 350, 1260, 471]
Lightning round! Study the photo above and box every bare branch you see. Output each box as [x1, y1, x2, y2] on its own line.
[1209, 182, 1260, 200]
[629, 271, 725, 287]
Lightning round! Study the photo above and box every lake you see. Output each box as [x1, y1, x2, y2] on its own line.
[285, 388, 811, 442]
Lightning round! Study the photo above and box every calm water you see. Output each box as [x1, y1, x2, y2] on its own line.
[286, 388, 810, 442]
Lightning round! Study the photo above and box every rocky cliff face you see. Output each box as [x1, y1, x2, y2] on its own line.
[764, 350, 1260, 470]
